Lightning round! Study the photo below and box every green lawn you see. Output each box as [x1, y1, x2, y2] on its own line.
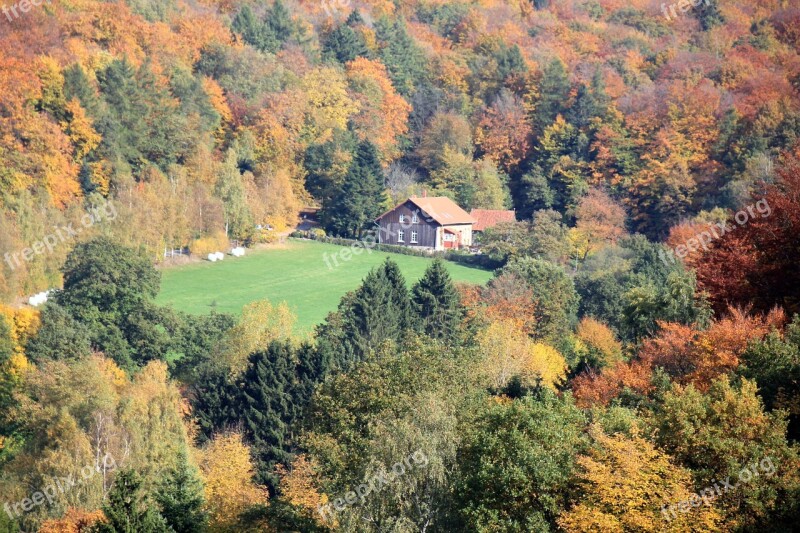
[157, 239, 493, 335]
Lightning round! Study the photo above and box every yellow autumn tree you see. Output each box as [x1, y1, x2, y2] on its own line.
[276, 454, 329, 525]
[198, 432, 267, 532]
[220, 299, 297, 375]
[575, 317, 624, 369]
[301, 67, 359, 145]
[477, 318, 566, 390]
[558, 426, 724, 533]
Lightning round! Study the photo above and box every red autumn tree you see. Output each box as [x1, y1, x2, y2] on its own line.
[695, 147, 800, 315]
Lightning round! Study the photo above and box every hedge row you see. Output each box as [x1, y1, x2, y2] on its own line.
[289, 231, 502, 271]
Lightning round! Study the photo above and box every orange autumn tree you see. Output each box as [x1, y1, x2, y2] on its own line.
[570, 188, 627, 261]
[638, 306, 784, 391]
[570, 359, 654, 409]
[39, 508, 104, 533]
[474, 89, 532, 175]
[571, 306, 785, 407]
[346, 57, 411, 163]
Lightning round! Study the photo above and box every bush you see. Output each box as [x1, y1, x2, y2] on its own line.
[190, 231, 230, 256]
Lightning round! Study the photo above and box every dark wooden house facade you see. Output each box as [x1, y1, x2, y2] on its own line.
[375, 197, 475, 251]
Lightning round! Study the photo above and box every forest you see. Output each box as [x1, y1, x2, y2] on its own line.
[1, 0, 800, 531]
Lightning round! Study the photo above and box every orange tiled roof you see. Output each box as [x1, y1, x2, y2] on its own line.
[470, 209, 516, 231]
[377, 197, 475, 226]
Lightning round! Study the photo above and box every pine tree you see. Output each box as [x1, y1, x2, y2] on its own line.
[156, 449, 208, 533]
[342, 261, 408, 358]
[694, 0, 724, 31]
[90, 470, 171, 533]
[533, 59, 570, 133]
[266, 0, 294, 45]
[319, 141, 386, 238]
[411, 259, 463, 340]
[63, 63, 100, 117]
[239, 341, 298, 494]
[323, 23, 368, 64]
[381, 258, 412, 330]
[191, 365, 241, 444]
[374, 17, 428, 96]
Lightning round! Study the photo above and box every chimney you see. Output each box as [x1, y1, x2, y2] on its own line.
[422, 189, 427, 198]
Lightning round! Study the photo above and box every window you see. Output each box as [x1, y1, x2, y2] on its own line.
[399, 214, 405, 223]
[398, 230, 405, 242]
[411, 212, 419, 223]
[411, 231, 418, 243]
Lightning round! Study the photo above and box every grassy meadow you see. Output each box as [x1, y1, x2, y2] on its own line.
[157, 239, 493, 334]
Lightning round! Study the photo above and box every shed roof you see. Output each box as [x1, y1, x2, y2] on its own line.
[470, 209, 516, 231]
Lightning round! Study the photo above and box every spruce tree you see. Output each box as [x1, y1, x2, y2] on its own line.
[411, 259, 463, 340]
[323, 23, 368, 64]
[380, 258, 412, 330]
[156, 449, 208, 533]
[316, 260, 411, 368]
[63, 63, 101, 117]
[319, 141, 386, 238]
[266, 0, 294, 44]
[190, 365, 241, 444]
[694, 0, 724, 31]
[239, 341, 298, 493]
[533, 59, 570, 133]
[374, 17, 428, 96]
[344, 267, 402, 357]
[90, 470, 170, 533]
[232, 5, 278, 53]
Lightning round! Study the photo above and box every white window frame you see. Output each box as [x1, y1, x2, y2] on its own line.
[411, 212, 419, 223]
[399, 214, 406, 223]
[411, 231, 418, 243]
[398, 230, 405, 242]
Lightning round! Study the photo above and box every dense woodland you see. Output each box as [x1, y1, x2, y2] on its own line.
[1, 0, 800, 531]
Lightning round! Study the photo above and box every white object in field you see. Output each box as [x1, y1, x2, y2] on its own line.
[28, 291, 50, 307]
[207, 253, 218, 262]
[215, 252, 225, 261]
[231, 247, 246, 257]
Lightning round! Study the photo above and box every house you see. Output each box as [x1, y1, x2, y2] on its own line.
[375, 196, 475, 251]
[470, 209, 516, 234]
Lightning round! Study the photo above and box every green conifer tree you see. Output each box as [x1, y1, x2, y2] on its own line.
[155, 449, 208, 533]
[411, 259, 463, 340]
[90, 470, 170, 533]
[239, 341, 298, 494]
